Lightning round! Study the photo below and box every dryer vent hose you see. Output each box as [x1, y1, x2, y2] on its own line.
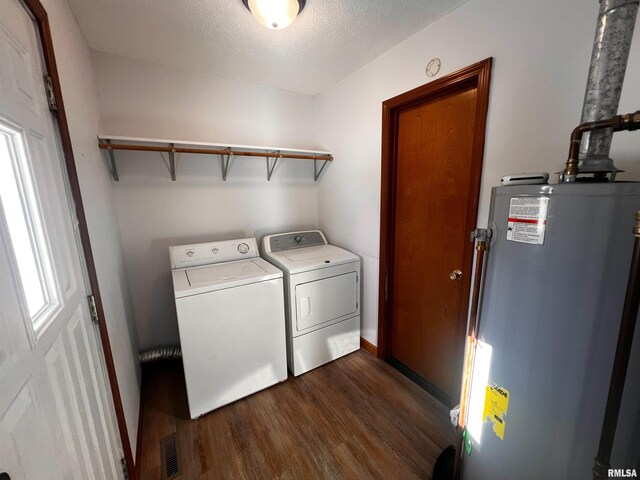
[139, 346, 182, 364]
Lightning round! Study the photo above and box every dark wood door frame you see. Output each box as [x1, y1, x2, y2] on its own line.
[377, 58, 493, 365]
[20, 0, 134, 475]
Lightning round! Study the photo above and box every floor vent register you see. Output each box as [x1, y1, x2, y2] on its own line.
[160, 433, 182, 479]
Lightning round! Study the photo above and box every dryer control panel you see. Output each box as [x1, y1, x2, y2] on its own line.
[169, 237, 258, 269]
[266, 230, 327, 252]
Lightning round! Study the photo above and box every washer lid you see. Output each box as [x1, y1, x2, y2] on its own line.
[263, 244, 359, 274]
[173, 257, 282, 298]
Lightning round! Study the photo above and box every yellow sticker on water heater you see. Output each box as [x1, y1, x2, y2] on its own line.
[483, 384, 509, 440]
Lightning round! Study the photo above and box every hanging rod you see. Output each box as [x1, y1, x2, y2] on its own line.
[97, 136, 332, 182]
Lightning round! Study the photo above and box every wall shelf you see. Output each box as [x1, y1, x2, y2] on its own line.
[97, 135, 333, 182]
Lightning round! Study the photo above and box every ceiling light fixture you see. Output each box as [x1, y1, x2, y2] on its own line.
[242, 0, 306, 30]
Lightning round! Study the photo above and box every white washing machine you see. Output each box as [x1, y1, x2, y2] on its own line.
[169, 237, 287, 419]
[261, 230, 360, 376]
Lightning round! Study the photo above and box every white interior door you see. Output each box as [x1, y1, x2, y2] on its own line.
[0, 1, 123, 479]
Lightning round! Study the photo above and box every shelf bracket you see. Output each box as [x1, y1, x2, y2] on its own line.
[104, 139, 119, 182]
[266, 150, 281, 181]
[314, 156, 330, 181]
[169, 144, 176, 181]
[219, 147, 232, 181]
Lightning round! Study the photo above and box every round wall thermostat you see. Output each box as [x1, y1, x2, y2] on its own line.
[426, 58, 441, 77]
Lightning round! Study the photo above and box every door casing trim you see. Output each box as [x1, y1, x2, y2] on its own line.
[377, 58, 493, 364]
[19, 0, 134, 475]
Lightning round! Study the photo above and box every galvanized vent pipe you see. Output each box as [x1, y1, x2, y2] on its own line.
[564, 0, 639, 181]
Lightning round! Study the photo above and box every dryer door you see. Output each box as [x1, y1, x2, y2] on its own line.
[295, 272, 358, 332]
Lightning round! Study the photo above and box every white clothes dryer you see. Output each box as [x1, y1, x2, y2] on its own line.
[170, 237, 287, 418]
[261, 230, 360, 376]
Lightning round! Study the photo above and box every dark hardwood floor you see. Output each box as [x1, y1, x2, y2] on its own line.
[138, 349, 454, 480]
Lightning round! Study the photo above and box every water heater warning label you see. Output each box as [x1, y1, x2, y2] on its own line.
[506, 197, 549, 245]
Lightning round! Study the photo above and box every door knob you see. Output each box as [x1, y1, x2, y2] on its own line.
[450, 270, 462, 281]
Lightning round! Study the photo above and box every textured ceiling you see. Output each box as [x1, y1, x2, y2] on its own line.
[67, 0, 470, 96]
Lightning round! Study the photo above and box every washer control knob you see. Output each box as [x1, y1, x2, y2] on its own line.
[238, 243, 250, 254]
[294, 235, 302, 243]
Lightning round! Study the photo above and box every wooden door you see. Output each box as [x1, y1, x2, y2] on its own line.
[0, 0, 124, 478]
[378, 60, 492, 407]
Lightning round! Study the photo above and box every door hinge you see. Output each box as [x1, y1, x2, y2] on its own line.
[120, 455, 129, 479]
[87, 295, 99, 324]
[44, 75, 57, 112]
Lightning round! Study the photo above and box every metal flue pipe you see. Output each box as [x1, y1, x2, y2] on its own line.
[562, 0, 639, 181]
[581, 0, 638, 156]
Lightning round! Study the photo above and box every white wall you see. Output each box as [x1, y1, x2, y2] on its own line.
[315, 0, 640, 346]
[92, 52, 319, 349]
[43, 0, 140, 455]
